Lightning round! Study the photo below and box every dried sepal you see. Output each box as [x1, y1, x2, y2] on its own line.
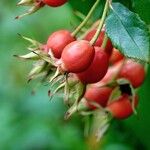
[14, 51, 40, 60]
[31, 50, 53, 64]
[49, 67, 62, 83]
[16, 1, 45, 19]
[28, 61, 47, 77]
[17, 0, 34, 6]
[64, 82, 86, 120]
[18, 34, 42, 50]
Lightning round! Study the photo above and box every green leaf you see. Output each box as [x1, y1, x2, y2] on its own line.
[105, 3, 150, 63]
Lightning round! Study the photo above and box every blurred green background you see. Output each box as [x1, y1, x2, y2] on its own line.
[0, 0, 150, 150]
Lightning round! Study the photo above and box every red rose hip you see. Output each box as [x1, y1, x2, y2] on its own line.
[110, 48, 124, 64]
[77, 47, 109, 84]
[94, 60, 124, 87]
[119, 60, 145, 88]
[85, 86, 112, 109]
[61, 40, 95, 73]
[107, 94, 138, 119]
[43, 0, 67, 7]
[47, 30, 75, 59]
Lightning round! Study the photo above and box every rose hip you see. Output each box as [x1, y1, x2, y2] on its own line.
[85, 86, 112, 109]
[43, 0, 67, 7]
[107, 94, 138, 119]
[61, 40, 95, 73]
[47, 30, 75, 58]
[77, 47, 109, 84]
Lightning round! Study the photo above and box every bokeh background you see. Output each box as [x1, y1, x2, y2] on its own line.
[0, 0, 150, 150]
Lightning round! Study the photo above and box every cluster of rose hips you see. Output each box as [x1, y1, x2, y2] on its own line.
[16, 0, 146, 139]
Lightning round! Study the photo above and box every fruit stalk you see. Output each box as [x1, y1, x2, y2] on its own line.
[101, 34, 108, 49]
[71, 0, 100, 37]
[90, 0, 110, 45]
